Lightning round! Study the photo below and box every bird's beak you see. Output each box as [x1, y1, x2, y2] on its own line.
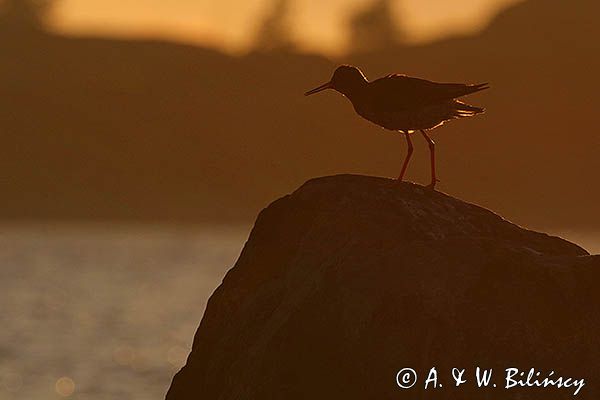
[304, 81, 332, 96]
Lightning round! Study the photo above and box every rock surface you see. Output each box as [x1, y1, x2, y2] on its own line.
[166, 175, 599, 399]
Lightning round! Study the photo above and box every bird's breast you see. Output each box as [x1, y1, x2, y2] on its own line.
[353, 101, 456, 132]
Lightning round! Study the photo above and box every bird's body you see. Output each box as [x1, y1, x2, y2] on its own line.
[305, 65, 488, 188]
[351, 74, 487, 132]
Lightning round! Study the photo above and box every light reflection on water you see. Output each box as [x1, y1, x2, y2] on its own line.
[0, 224, 249, 400]
[0, 224, 596, 399]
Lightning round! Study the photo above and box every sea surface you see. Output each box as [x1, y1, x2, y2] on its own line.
[0, 224, 597, 399]
[0, 224, 249, 400]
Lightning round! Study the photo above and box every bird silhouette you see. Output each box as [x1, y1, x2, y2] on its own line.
[305, 65, 488, 189]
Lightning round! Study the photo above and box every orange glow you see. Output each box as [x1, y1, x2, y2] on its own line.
[112, 345, 136, 366]
[55, 377, 75, 397]
[49, 0, 525, 55]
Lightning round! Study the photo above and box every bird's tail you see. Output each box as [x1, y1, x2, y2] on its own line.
[452, 100, 485, 117]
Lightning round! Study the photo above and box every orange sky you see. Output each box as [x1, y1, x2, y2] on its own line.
[50, 0, 524, 55]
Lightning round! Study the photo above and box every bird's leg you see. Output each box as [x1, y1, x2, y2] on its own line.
[420, 129, 438, 189]
[398, 132, 413, 181]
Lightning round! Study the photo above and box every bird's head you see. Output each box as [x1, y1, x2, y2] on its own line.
[304, 65, 367, 97]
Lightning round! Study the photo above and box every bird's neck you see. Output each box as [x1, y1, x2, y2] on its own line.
[337, 80, 367, 102]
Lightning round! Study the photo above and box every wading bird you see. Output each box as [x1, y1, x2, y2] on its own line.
[305, 65, 488, 189]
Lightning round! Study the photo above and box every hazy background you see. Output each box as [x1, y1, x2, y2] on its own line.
[1, 0, 598, 398]
[2, 0, 600, 229]
[49, 0, 523, 54]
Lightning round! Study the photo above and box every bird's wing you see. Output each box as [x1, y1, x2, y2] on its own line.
[367, 74, 489, 110]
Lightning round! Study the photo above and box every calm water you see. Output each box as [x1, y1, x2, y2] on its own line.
[0, 224, 249, 400]
[0, 224, 596, 399]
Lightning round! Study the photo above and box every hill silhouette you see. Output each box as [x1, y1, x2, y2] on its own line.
[1, 0, 599, 228]
[0, 0, 54, 31]
[166, 175, 599, 399]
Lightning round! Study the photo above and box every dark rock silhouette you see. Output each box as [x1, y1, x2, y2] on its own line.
[166, 175, 599, 399]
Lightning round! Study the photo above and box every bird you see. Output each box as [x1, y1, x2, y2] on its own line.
[304, 65, 488, 189]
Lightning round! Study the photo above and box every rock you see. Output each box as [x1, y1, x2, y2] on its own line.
[166, 174, 599, 399]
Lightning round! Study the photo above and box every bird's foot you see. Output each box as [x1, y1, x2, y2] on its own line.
[426, 179, 440, 190]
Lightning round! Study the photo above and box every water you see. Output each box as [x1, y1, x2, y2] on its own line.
[0, 224, 249, 400]
[0, 224, 596, 400]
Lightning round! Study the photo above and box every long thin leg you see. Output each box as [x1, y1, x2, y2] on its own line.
[398, 132, 413, 181]
[420, 129, 438, 188]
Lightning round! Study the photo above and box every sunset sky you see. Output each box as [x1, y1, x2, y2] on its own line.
[50, 0, 524, 55]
